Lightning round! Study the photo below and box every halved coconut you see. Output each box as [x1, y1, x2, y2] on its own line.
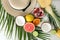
[41, 23, 52, 33]
[1, 0, 36, 17]
[15, 16, 25, 26]
[8, 0, 30, 10]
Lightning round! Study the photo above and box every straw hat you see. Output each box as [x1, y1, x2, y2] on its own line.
[1, 0, 36, 17]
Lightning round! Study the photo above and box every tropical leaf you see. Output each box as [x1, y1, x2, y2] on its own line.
[0, 0, 50, 40]
[43, 5, 60, 30]
[51, 5, 60, 22]
[27, 33, 31, 40]
[23, 29, 26, 40]
[51, 5, 60, 18]
[48, 14, 58, 31]
[35, 27, 50, 40]
[0, 0, 15, 38]
[0, 0, 2, 11]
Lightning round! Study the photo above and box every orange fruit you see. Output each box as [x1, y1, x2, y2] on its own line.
[33, 19, 40, 26]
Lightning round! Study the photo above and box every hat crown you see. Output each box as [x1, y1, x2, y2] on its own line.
[8, 0, 30, 9]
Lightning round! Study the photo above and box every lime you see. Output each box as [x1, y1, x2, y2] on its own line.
[33, 31, 38, 37]
[50, 30, 56, 34]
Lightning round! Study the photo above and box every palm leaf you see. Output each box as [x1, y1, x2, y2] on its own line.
[44, 5, 60, 29]
[0, 0, 2, 11]
[17, 26, 23, 40]
[9, 17, 15, 36]
[51, 5, 60, 21]
[23, 29, 26, 40]
[7, 15, 13, 35]
[36, 27, 50, 40]
[0, 0, 50, 40]
[0, 11, 8, 30]
[51, 5, 60, 18]
[27, 33, 31, 40]
[0, 8, 5, 24]
[48, 14, 58, 31]
[0, 0, 15, 38]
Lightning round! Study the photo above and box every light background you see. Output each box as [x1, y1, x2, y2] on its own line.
[0, 0, 60, 40]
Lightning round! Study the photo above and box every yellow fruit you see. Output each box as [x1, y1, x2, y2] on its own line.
[25, 14, 34, 22]
[56, 29, 60, 37]
[37, 0, 52, 8]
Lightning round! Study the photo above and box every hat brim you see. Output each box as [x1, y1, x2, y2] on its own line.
[1, 0, 36, 17]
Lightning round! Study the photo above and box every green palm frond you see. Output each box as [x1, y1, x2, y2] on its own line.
[0, 0, 50, 40]
[35, 27, 50, 40]
[51, 5, 60, 22]
[48, 14, 58, 31]
[0, 0, 2, 11]
[38, 31, 50, 40]
[24, 30, 26, 40]
[0, 0, 15, 38]
[51, 5, 60, 18]
[44, 4, 60, 30]
[48, 5, 60, 30]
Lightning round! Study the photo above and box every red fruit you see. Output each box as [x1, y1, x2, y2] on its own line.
[32, 8, 44, 18]
[24, 23, 35, 33]
[33, 8, 40, 13]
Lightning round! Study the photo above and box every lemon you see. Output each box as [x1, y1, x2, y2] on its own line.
[25, 14, 34, 22]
